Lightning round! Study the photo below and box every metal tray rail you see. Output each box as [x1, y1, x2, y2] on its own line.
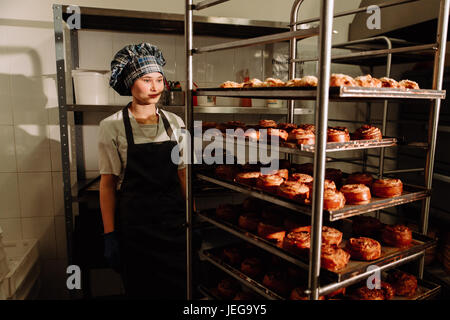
[195, 86, 446, 101]
[196, 173, 431, 221]
[197, 209, 437, 283]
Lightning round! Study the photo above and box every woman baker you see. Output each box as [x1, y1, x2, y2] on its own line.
[98, 43, 187, 299]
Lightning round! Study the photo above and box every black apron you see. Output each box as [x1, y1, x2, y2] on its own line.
[115, 105, 186, 299]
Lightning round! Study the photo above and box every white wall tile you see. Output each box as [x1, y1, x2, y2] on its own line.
[0, 218, 22, 241]
[0, 173, 20, 219]
[78, 30, 113, 71]
[54, 216, 67, 260]
[21, 217, 56, 260]
[0, 125, 17, 172]
[0, 74, 13, 125]
[14, 125, 51, 172]
[6, 26, 56, 77]
[18, 172, 54, 218]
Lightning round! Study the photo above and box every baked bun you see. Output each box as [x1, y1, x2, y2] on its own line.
[381, 224, 412, 247]
[235, 171, 261, 187]
[257, 221, 286, 245]
[267, 128, 289, 141]
[238, 212, 261, 232]
[352, 215, 384, 238]
[346, 172, 374, 187]
[261, 169, 288, 181]
[289, 173, 314, 185]
[243, 78, 264, 88]
[327, 126, 350, 142]
[330, 73, 357, 87]
[258, 119, 278, 128]
[299, 124, 316, 133]
[388, 270, 417, 296]
[277, 181, 310, 202]
[282, 230, 311, 256]
[372, 178, 403, 198]
[223, 247, 242, 266]
[340, 184, 372, 205]
[321, 245, 350, 271]
[379, 77, 400, 88]
[240, 257, 263, 279]
[352, 286, 385, 300]
[256, 174, 285, 193]
[353, 124, 383, 140]
[323, 189, 346, 211]
[381, 281, 395, 300]
[215, 165, 238, 181]
[355, 74, 382, 88]
[217, 278, 240, 300]
[220, 81, 243, 88]
[263, 77, 285, 87]
[243, 128, 260, 141]
[322, 226, 343, 246]
[262, 271, 290, 297]
[287, 128, 315, 145]
[286, 75, 318, 88]
[216, 204, 239, 222]
[399, 79, 420, 90]
[345, 237, 382, 261]
[290, 287, 325, 300]
[277, 122, 298, 132]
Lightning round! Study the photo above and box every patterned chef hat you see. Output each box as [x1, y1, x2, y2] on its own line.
[110, 42, 166, 96]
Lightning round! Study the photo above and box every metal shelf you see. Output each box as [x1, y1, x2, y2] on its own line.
[197, 210, 437, 284]
[66, 104, 313, 115]
[196, 173, 431, 221]
[196, 86, 446, 101]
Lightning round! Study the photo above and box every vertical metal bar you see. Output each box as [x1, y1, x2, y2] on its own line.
[378, 37, 392, 179]
[53, 4, 73, 266]
[309, 0, 334, 301]
[288, 0, 304, 124]
[185, 0, 194, 300]
[420, 0, 449, 278]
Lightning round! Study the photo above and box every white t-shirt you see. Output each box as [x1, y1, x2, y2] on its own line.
[98, 107, 186, 189]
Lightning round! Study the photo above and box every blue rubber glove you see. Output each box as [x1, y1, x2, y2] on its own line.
[103, 231, 122, 273]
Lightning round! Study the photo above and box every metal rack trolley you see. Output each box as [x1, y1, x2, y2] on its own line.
[186, 0, 449, 300]
[51, 4, 295, 297]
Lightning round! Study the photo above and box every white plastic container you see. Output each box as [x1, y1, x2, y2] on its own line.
[72, 70, 110, 105]
[0, 239, 39, 299]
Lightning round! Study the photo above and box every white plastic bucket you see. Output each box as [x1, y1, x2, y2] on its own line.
[72, 70, 109, 105]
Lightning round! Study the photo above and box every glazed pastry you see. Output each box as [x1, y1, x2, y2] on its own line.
[287, 128, 315, 145]
[340, 184, 372, 205]
[355, 74, 382, 88]
[267, 128, 289, 142]
[381, 281, 395, 300]
[322, 226, 343, 246]
[379, 77, 400, 88]
[388, 270, 417, 296]
[241, 257, 264, 278]
[399, 79, 420, 90]
[282, 230, 311, 256]
[353, 125, 383, 140]
[289, 173, 314, 185]
[238, 212, 261, 232]
[277, 181, 310, 202]
[321, 244, 351, 271]
[262, 77, 285, 87]
[299, 124, 316, 133]
[257, 221, 286, 244]
[261, 169, 289, 181]
[220, 81, 243, 88]
[258, 119, 278, 128]
[327, 126, 350, 142]
[351, 215, 384, 238]
[277, 122, 298, 132]
[346, 172, 374, 187]
[286, 75, 318, 87]
[330, 73, 357, 87]
[381, 224, 413, 247]
[235, 171, 261, 187]
[372, 178, 403, 198]
[256, 174, 285, 193]
[352, 286, 385, 300]
[243, 78, 264, 88]
[243, 128, 260, 141]
[345, 237, 382, 261]
[323, 189, 346, 211]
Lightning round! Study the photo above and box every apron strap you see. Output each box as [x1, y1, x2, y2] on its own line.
[122, 105, 135, 146]
[159, 110, 175, 141]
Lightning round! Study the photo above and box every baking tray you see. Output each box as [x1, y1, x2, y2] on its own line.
[196, 173, 431, 221]
[195, 86, 446, 101]
[202, 242, 441, 300]
[196, 209, 437, 283]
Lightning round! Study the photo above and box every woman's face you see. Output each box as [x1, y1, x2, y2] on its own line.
[131, 72, 165, 105]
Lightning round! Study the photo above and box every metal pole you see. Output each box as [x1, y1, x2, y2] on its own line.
[378, 37, 393, 178]
[419, 0, 449, 278]
[185, 0, 194, 300]
[309, 0, 334, 301]
[288, 0, 305, 124]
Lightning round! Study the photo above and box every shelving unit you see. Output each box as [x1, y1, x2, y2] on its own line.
[186, 0, 449, 300]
